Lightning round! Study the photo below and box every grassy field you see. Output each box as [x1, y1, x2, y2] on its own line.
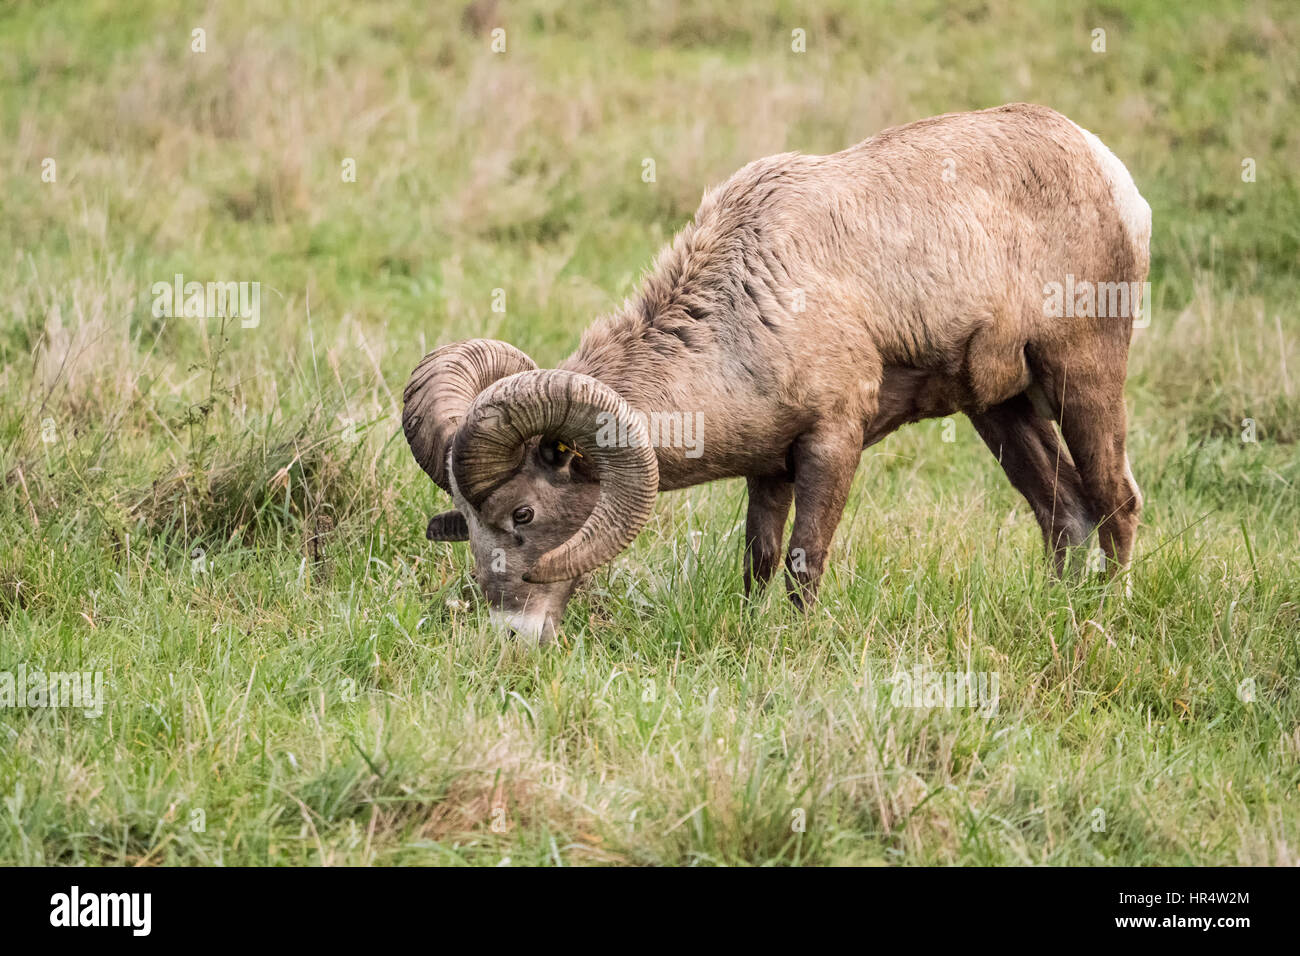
[1, 0, 1297, 865]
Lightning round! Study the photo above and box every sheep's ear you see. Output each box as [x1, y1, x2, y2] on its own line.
[426, 510, 469, 541]
[538, 439, 577, 470]
[538, 439, 597, 482]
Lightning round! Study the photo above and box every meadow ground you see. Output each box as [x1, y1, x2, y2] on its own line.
[0, 0, 1297, 865]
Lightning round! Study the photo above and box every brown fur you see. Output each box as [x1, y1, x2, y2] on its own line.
[419, 103, 1150, 636]
[559, 102, 1148, 603]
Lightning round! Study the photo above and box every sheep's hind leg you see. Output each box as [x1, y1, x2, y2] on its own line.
[967, 392, 1092, 574]
[1056, 373, 1142, 575]
[1031, 348, 1142, 576]
[744, 476, 794, 597]
[784, 423, 862, 610]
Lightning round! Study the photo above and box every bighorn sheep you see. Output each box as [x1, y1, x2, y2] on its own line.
[403, 103, 1151, 641]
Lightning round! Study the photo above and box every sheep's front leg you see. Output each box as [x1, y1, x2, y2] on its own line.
[744, 475, 794, 597]
[784, 423, 863, 610]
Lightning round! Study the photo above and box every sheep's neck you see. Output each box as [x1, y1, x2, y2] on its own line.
[560, 309, 784, 491]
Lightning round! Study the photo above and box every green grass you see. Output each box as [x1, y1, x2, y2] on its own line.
[0, 0, 1297, 865]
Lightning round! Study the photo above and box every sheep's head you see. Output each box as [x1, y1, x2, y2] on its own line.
[403, 340, 658, 643]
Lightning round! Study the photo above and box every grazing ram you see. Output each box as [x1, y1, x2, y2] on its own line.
[403, 103, 1151, 641]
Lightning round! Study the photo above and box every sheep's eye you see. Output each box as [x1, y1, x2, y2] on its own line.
[512, 506, 534, 526]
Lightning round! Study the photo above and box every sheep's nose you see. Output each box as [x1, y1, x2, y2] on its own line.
[489, 608, 548, 642]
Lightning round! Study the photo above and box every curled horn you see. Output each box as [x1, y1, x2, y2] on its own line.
[401, 339, 537, 494]
[451, 369, 659, 582]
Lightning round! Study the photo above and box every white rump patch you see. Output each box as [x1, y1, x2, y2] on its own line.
[1070, 121, 1152, 259]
